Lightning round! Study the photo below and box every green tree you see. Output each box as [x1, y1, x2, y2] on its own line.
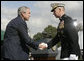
[33, 25, 57, 41]
[44, 25, 57, 38]
[33, 32, 43, 41]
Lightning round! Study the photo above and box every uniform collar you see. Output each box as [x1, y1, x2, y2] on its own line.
[59, 14, 66, 21]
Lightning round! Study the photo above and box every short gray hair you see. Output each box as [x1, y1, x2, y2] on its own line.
[18, 6, 29, 16]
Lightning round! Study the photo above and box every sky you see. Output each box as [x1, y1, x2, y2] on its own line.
[1, 1, 83, 38]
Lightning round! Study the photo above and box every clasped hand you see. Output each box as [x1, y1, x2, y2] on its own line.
[39, 42, 48, 50]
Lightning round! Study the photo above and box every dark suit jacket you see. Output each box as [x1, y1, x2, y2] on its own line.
[47, 14, 81, 59]
[1, 15, 39, 60]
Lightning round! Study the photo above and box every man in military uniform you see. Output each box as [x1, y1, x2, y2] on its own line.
[39, 3, 81, 60]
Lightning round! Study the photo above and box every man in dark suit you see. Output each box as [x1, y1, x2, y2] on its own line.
[1, 6, 42, 60]
[40, 3, 81, 60]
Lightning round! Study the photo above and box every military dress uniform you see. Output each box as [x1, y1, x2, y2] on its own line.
[47, 3, 81, 60]
[47, 14, 81, 59]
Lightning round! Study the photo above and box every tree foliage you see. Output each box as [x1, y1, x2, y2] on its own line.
[33, 25, 57, 41]
[33, 32, 43, 41]
[44, 25, 57, 38]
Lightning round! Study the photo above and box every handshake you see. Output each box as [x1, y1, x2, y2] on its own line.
[39, 43, 48, 50]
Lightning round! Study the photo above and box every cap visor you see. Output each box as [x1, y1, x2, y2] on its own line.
[51, 7, 57, 12]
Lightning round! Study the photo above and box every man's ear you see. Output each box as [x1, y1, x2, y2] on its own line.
[21, 12, 24, 17]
